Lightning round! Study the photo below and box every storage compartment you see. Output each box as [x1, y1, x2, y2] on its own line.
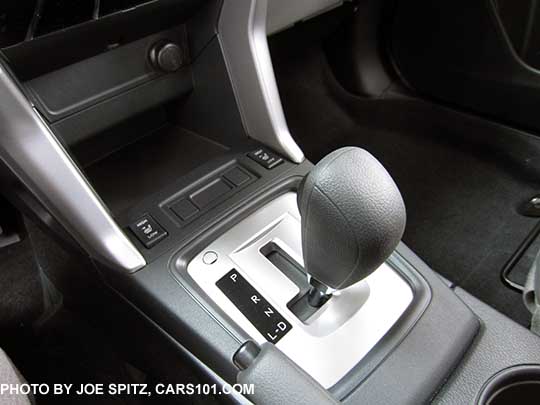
[3, 0, 248, 223]
[2, 0, 205, 81]
[0, 0, 170, 48]
[82, 125, 231, 215]
[26, 25, 190, 125]
[68, 32, 250, 218]
[478, 365, 540, 405]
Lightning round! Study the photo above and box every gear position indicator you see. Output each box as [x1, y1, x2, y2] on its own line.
[216, 269, 292, 343]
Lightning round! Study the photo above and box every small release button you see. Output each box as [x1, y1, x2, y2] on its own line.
[203, 251, 218, 265]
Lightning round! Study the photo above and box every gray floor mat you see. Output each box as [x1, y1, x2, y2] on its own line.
[0, 238, 43, 328]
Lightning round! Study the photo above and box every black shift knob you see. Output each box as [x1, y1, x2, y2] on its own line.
[297, 147, 406, 291]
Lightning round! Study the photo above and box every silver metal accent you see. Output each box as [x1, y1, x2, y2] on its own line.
[267, 0, 343, 35]
[187, 193, 413, 388]
[218, 0, 305, 164]
[0, 65, 146, 272]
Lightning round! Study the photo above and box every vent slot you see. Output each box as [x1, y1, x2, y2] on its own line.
[0, 0, 156, 48]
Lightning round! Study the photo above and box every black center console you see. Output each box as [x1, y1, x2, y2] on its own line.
[2, 1, 540, 404]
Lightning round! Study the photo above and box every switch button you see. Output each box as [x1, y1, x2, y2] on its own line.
[129, 215, 167, 248]
[248, 148, 284, 169]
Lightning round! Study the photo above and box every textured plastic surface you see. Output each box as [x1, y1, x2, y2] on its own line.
[237, 343, 338, 404]
[434, 288, 540, 405]
[342, 244, 479, 404]
[297, 147, 406, 290]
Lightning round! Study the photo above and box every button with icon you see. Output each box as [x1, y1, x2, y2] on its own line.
[129, 215, 168, 248]
[248, 148, 284, 170]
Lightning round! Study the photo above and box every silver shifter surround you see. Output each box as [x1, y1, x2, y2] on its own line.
[187, 192, 413, 388]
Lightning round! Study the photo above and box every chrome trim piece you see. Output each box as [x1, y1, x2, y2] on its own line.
[187, 193, 414, 388]
[0, 65, 146, 272]
[218, 0, 305, 164]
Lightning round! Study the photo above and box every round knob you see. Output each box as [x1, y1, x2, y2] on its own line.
[297, 147, 406, 291]
[149, 42, 185, 73]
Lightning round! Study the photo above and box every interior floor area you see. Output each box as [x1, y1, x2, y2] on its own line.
[0, 237, 43, 329]
[270, 22, 540, 327]
[0, 221, 216, 405]
[4, 309, 145, 405]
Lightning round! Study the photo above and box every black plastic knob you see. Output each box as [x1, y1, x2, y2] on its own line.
[298, 147, 406, 291]
[149, 41, 185, 73]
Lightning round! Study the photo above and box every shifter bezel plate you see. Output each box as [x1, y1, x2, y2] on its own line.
[187, 192, 414, 388]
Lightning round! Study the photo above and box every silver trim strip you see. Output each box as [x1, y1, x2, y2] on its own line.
[0, 65, 146, 272]
[187, 193, 413, 388]
[218, 0, 305, 163]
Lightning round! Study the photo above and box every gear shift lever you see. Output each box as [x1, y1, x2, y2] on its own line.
[297, 147, 406, 307]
